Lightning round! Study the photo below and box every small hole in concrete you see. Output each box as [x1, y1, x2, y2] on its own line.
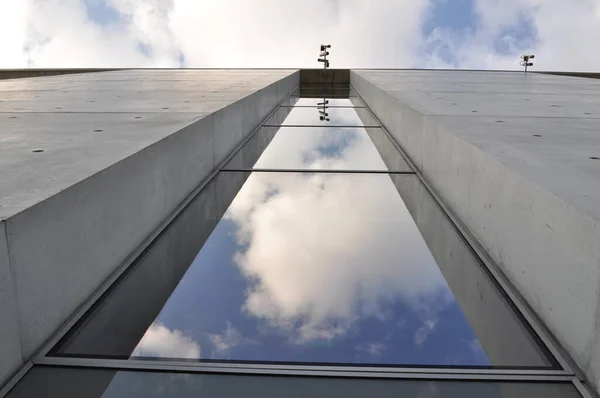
[550, 105, 561, 107]
[134, 116, 142, 119]
[32, 149, 44, 153]
[591, 157, 600, 160]
[471, 110, 478, 113]
[496, 120, 505, 123]
[162, 107, 169, 110]
[584, 112, 591, 115]
[94, 129, 103, 132]
[9, 116, 17, 119]
[452, 103, 458, 105]
[55, 107, 62, 109]
[525, 99, 530, 101]
[533, 134, 542, 137]
[87, 100, 95, 103]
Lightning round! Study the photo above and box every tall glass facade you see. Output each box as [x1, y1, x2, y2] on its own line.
[2, 85, 585, 397]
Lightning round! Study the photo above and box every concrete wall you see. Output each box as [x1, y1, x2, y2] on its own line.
[0, 68, 117, 80]
[351, 70, 600, 391]
[390, 175, 552, 367]
[58, 172, 251, 357]
[0, 69, 299, 386]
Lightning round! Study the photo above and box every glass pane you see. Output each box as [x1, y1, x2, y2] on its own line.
[223, 126, 412, 171]
[295, 87, 357, 98]
[291, 98, 363, 107]
[7, 367, 582, 398]
[275, 107, 368, 126]
[54, 172, 554, 368]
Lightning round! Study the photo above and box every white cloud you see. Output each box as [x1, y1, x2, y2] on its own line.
[2, 0, 599, 70]
[208, 322, 256, 355]
[356, 342, 387, 356]
[1, 0, 428, 68]
[413, 318, 437, 347]
[225, 172, 452, 344]
[132, 323, 201, 359]
[424, 0, 600, 71]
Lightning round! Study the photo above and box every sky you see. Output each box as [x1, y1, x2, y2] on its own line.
[1, 0, 599, 70]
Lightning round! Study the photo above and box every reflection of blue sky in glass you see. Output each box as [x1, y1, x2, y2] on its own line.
[252, 127, 391, 171]
[282, 107, 364, 126]
[132, 173, 490, 366]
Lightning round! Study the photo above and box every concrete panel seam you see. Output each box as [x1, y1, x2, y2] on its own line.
[1, 220, 25, 363]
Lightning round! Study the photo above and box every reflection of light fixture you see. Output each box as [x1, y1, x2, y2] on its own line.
[317, 95, 329, 122]
[317, 44, 331, 70]
[520, 54, 535, 72]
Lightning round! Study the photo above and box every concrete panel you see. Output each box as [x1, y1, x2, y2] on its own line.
[0, 69, 116, 80]
[422, 117, 600, 372]
[0, 69, 298, 386]
[351, 72, 425, 169]
[0, 222, 22, 385]
[6, 115, 215, 358]
[352, 69, 600, 392]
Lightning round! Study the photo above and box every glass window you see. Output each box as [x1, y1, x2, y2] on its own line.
[224, 127, 412, 172]
[7, 367, 581, 398]
[295, 87, 357, 98]
[272, 107, 367, 126]
[291, 98, 361, 107]
[53, 172, 554, 368]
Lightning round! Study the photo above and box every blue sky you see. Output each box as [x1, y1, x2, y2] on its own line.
[3, 0, 599, 70]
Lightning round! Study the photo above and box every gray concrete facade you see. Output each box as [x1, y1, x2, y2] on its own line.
[0, 69, 299, 385]
[351, 70, 600, 391]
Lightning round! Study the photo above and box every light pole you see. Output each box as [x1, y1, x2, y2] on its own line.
[520, 54, 535, 72]
[318, 44, 331, 73]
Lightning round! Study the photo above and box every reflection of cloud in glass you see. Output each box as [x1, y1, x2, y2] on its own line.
[254, 127, 388, 171]
[132, 323, 200, 359]
[225, 173, 452, 344]
[209, 322, 256, 356]
[414, 318, 437, 347]
[356, 342, 387, 356]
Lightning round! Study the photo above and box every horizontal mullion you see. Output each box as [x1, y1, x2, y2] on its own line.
[221, 169, 416, 174]
[280, 105, 366, 108]
[34, 357, 575, 381]
[262, 124, 381, 128]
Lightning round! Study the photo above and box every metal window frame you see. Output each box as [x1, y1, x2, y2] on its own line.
[32, 357, 576, 382]
[1, 81, 593, 398]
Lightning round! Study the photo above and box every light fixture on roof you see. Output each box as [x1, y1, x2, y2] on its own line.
[520, 54, 535, 72]
[318, 44, 331, 70]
